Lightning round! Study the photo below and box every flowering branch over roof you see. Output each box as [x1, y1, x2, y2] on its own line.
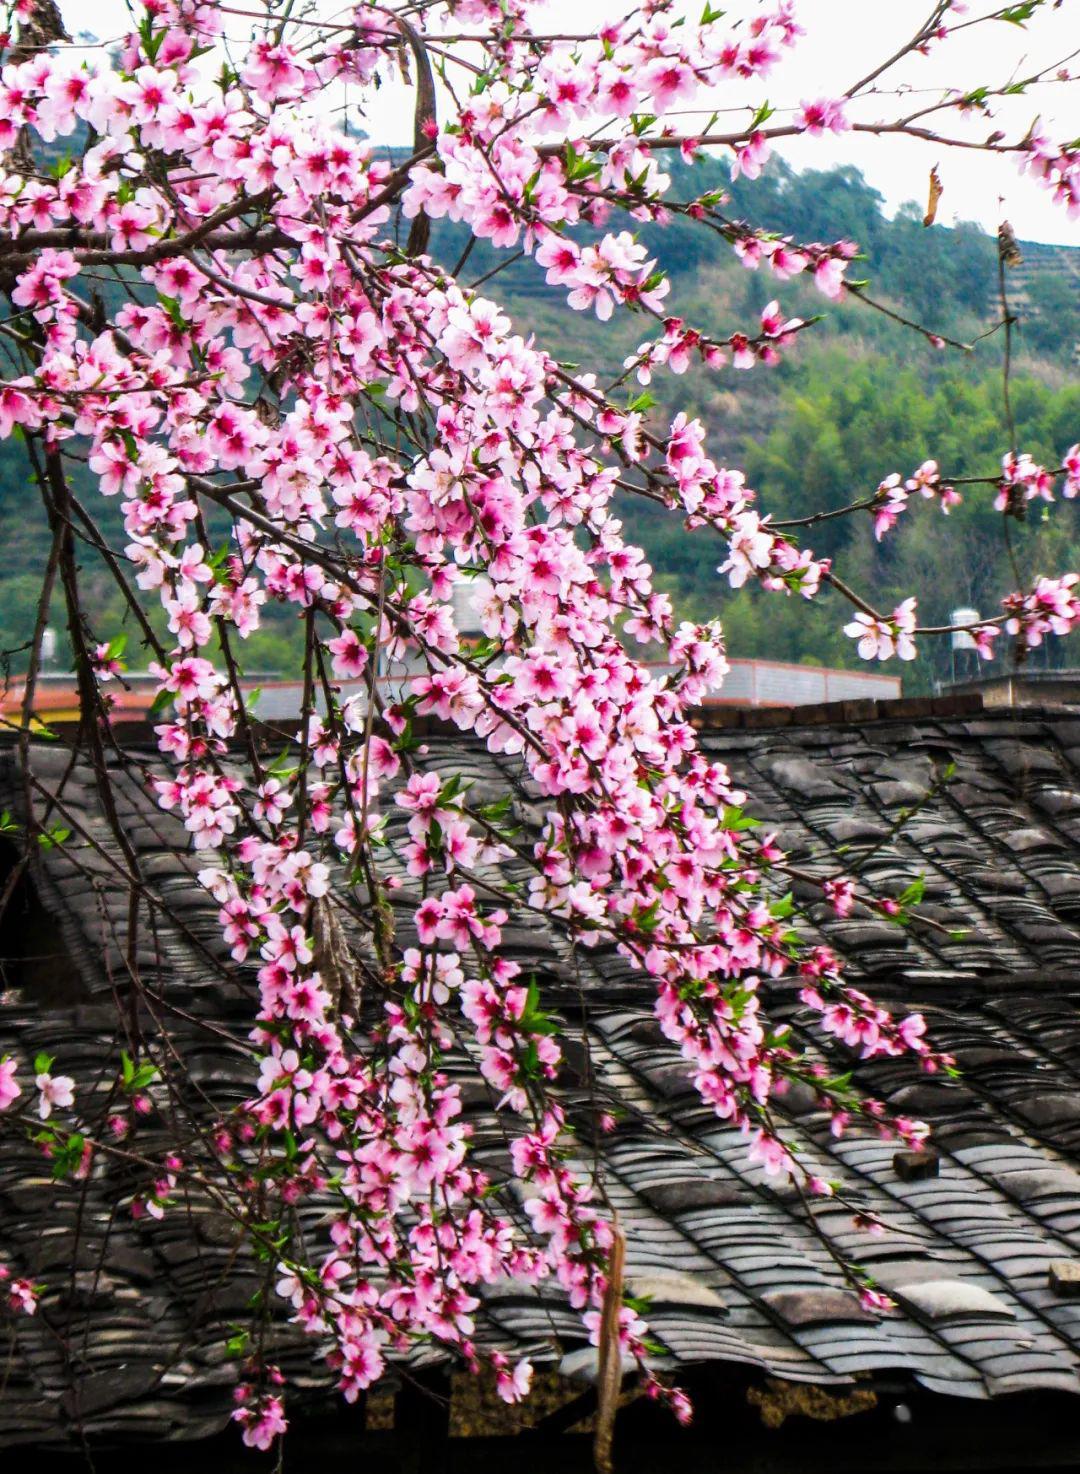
[0, 0, 1076, 1451]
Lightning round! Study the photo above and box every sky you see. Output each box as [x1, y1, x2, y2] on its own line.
[68, 0, 1080, 244]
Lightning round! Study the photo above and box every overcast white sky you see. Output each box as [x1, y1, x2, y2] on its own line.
[68, 0, 1080, 244]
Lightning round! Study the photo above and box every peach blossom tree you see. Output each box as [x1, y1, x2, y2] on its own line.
[0, 0, 1077, 1449]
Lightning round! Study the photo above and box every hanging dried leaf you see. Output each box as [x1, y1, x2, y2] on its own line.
[594, 1222, 626, 1474]
[923, 165, 943, 227]
[399, 16, 437, 258]
[10, 0, 70, 60]
[998, 219, 1023, 267]
[310, 896, 362, 1021]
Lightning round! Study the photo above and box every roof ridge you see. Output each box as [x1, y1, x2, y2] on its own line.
[684, 692, 977, 731]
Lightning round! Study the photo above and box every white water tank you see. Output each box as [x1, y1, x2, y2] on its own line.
[451, 576, 492, 637]
[951, 607, 979, 652]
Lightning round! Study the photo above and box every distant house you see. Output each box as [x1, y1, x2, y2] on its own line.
[5, 694, 1080, 1472]
[942, 668, 1080, 711]
[0, 658, 902, 729]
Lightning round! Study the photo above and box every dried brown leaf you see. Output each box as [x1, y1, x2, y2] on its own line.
[311, 896, 361, 1021]
[998, 219, 1023, 267]
[594, 1222, 626, 1474]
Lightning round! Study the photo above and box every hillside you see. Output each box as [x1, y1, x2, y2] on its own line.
[1, 159, 1078, 692]
[413, 158, 1080, 690]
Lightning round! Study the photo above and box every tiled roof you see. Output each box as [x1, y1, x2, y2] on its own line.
[6, 704, 1080, 1447]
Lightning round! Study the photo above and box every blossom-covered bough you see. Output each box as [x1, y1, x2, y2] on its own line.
[0, 0, 1077, 1452]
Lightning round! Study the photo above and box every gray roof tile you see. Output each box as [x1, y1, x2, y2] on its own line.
[9, 709, 1080, 1443]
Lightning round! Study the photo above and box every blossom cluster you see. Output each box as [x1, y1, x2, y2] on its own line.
[844, 599, 918, 662]
[873, 460, 960, 541]
[1020, 129, 1080, 219]
[0, 1263, 36, 1318]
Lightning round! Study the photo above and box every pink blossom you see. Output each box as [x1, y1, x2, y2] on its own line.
[796, 97, 849, 135]
[873, 475, 908, 541]
[844, 599, 917, 661]
[824, 876, 856, 917]
[1063, 443, 1080, 498]
[0, 1058, 20, 1113]
[2, 1271, 37, 1317]
[859, 1288, 895, 1314]
[35, 1071, 74, 1120]
[233, 1392, 288, 1450]
[731, 131, 770, 180]
[492, 1352, 534, 1403]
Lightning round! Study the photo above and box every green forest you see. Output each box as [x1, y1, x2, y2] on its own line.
[3, 156, 1079, 692]
[428, 157, 1080, 692]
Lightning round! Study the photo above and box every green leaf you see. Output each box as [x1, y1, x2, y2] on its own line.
[999, 1, 1040, 23]
[563, 143, 602, 184]
[37, 825, 71, 851]
[750, 99, 775, 131]
[897, 875, 925, 908]
[157, 293, 188, 332]
[522, 1011, 560, 1037]
[51, 1134, 85, 1180]
[440, 772, 467, 804]
[138, 15, 167, 62]
[822, 1070, 853, 1093]
[635, 898, 662, 933]
[720, 804, 759, 832]
[466, 636, 502, 663]
[268, 748, 298, 777]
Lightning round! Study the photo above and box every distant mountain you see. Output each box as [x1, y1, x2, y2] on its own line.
[441, 158, 1080, 689]
[2, 158, 1078, 693]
